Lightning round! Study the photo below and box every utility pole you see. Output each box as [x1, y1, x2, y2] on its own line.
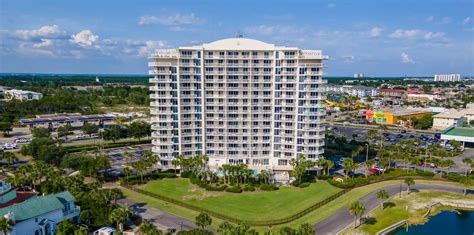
[365, 143, 369, 177]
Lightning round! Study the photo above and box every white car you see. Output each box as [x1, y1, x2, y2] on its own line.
[14, 138, 31, 143]
[2, 143, 17, 150]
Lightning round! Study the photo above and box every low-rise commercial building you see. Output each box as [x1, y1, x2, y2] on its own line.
[326, 85, 377, 97]
[377, 89, 405, 98]
[432, 107, 474, 130]
[441, 127, 474, 149]
[365, 108, 432, 126]
[3, 89, 43, 101]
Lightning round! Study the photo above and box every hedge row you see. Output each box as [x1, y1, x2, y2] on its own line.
[328, 169, 435, 188]
[64, 139, 151, 153]
[121, 172, 176, 185]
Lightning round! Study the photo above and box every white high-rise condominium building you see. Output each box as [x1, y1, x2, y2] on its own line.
[149, 38, 327, 175]
[434, 74, 461, 82]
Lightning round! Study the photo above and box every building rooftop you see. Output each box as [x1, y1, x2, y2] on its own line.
[442, 127, 474, 137]
[0, 191, 75, 222]
[385, 108, 432, 116]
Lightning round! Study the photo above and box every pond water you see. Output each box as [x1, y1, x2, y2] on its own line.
[392, 210, 474, 235]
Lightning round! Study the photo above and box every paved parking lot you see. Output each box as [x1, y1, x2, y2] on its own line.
[105, 144, 153, 173]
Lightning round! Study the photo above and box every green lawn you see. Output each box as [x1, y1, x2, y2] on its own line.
[122, 179, 470, 233]
[137, 178, 341, 221]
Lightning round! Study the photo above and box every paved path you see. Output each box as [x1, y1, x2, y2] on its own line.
[117, 198, 213, 232]
[313, 184, 471, 235]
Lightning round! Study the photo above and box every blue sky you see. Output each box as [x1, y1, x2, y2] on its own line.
[0, 0, 473, 76]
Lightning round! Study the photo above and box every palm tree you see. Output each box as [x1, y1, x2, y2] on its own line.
[1, 152, 18, 167]
[109, 207, 132, 231]
[195, 212, 212, 229]
[259, 170, 270, 184]
[460, 177, 472, 195]
[139, 220, 162, 235]
[0, 217, 13, 235]
[122, 167, 131, 184]
[376, 190, 389, 209]
[342, 158, 356, 178]
[462, 158, 472, 176]
[348, 201, 366, 228]
[171, 159, 179, 174]
[404, 178, 415, 194]
[123, 151, 134, 164]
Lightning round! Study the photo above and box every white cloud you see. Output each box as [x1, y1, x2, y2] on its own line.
[33, 39, 53, 48]
[70, 30, 99, 47]
[463, 17, 471, 25]
[369, 27, 382, 37]
[124, 40, 168, 57]
[425, 16, 434, 22]
[326, 3, 336, 8]
[15, 25, 65, 40]
[16, 42, 56, 57]
[244, 25, 302, 36]
[389, 29, 445, 40]
[438, 17, 452, 24]
[138, 13, 203, 26]
[400, 52, 415, 64]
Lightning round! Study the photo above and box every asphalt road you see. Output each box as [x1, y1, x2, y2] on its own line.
[313, 184, 470, 235]
[117, 198, 214, 232]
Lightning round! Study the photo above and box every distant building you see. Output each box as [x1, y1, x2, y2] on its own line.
[407, 93, 441, 101]
[365, 108, 432, 126]
[434, 74, 461, 82]
[0, 176, 79, 235]
[353, 73, 364, 78]
[326, 85, 377, 97]
[377, 89, 406, 98]
[4, 89, 43, 101]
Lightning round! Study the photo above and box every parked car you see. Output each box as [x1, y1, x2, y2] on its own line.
[401, 130, 407, 133]
[396, 134, 403, 138]
[14, 138, 31, 143]
[1, 143, 18, 150]
[368, 167, 381, 174]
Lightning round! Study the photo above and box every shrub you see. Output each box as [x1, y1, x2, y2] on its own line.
[259, 184, 279, 191]
[299, 182, 311, 188]
[180, 171, 194, 178]
[225, 186, 242, 193]
[121, 172, 176, 185]
[317, 174, 331, 180]
[242, 184, 255, 192]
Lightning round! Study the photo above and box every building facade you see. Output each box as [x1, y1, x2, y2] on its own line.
[3, 89, 43, 101]
[326, 85, 377, 97]
[434, 74, 461, 82]
[0, 176, 79, 235]
[149, 38, 327, 173]
[365, 108, 432, 126]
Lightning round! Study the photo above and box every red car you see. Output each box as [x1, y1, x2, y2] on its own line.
[368, 167, 381, 174]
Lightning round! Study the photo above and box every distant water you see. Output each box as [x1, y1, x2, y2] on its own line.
[392, 210, 474, 235]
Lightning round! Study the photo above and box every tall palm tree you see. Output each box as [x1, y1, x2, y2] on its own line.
[404, 178, 415, 194]
[139, 220, 162, 235]
[0, 217, 13, 235]
[376, 190, 389, 209]
[109, 207, 132, 231]
[460, 177, 472, 195]
[348, 201, 366, 228]
[342, 158, 356, 178]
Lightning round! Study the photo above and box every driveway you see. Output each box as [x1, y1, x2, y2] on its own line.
[117, 198, 213, 232]
[313, 184, 470, 235]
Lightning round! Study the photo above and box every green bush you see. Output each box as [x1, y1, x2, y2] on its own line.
[121, 172, 176, 185]
[242, 184, 255, 192]
[259, 184, 279, 191]
[225, 186, 242, 193]
[180, 171, 193, 178]
[299, 182, 311, 188]
[317, 174, 331, 180]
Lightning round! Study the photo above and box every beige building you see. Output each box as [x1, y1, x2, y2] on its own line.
[149, 38, 327, 175]
[432, 107, 474, 131]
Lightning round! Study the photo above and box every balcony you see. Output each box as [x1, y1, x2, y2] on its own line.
[299, 50, 328, 60]
[150, 49, 178, 58]
[150, 102, 174, 107]
[150, 94, 174, 99]
[148, 62, 177, 67]
[180, 70, 199, 75]
[150, 117, 174, 123]
[149, 78, 173, 83]
[300, 63, 326, 68]
[149, 70, 173, 75]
